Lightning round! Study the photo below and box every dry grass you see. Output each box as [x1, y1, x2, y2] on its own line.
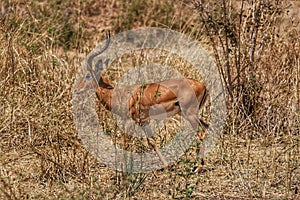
[0, 0, 299, 199]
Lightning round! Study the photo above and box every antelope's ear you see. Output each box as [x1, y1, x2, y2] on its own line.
[95, 58, 110, 72]
[95, 59, 104, 72]
[104, 58, 110, 68]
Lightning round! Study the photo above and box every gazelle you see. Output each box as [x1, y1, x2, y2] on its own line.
[75, 31, 209, 169]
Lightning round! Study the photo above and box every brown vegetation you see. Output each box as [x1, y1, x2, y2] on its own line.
[0, 0, 299, 199]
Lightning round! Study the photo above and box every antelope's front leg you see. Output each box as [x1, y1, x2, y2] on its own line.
[143, 124, 168, 167]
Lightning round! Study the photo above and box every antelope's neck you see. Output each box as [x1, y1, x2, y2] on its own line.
[95, 87, 113, 111]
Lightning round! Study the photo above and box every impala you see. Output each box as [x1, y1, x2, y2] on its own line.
[75, 32, 209, 169]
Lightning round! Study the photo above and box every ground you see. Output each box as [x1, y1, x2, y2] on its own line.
[0, 0, 299, 199]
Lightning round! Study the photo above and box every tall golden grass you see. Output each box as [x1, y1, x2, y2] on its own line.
[0, 0, 299, 199]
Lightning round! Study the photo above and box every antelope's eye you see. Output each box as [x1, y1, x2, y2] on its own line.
[85, 73, 91, 80]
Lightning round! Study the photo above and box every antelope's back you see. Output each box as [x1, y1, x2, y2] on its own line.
[186, 78, 207, 98]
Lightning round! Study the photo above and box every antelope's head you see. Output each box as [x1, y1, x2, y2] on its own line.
[74, 31, 113, 94]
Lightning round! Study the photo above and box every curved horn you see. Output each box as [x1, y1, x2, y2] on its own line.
[87, 31, 110, 70]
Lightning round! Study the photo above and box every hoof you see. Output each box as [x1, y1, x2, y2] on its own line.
[193, 158, 205, 173]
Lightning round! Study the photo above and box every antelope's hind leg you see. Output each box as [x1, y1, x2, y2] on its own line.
[193, 130, 205, 172]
